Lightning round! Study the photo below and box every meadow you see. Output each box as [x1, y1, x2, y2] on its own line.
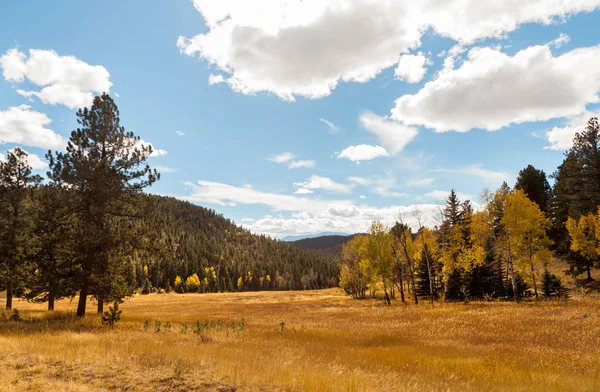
[1, 287, 599, 392]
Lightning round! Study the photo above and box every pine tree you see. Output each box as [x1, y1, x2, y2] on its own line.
[26, 185, 77, 310]
[47, 93, 159, 317]
[515, 165, 552, 214]
[0, 148, 42, 310]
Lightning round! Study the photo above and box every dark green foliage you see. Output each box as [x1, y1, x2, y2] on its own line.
[47, 93, 159, 317]
[551, 118, 600, 278]
[0, 147, 42, 310]
[142, 278, 153, 295]
[468, 241, 506, 299]
[415, 248, 441, 300]
[101, 302, 122, 328]
[515, 165, 552, 214]
[542, 268, 568, 299]
[141, 195, 339, 292]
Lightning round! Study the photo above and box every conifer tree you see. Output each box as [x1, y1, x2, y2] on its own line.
[0, 148, 42, 310]
[47, 93, 159, 317]
[515, 165, 552, 214]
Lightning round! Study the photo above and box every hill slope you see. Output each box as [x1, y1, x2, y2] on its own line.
[140, 195, 339, 292]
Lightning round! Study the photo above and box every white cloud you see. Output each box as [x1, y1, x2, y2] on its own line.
[175, 130, 186, 136]
[394, 52, 429, 83]
[268, 152, 294, 164]
[0, 105, 64, 150]
[154, 165, 178, 173]
[391, 45, 600, 132]
[293, 188, 313, 195]
[0, 148, 48, 170]
[549, 33, 570, 48]
[178, 0, 600, 100]
[348, 173, 406, 197]
[337, 144, 388, 163]
[294, 175, 353, 193]
[288, 159, 316, 169]
[183, 180, 351, 214]
[424, 190, 472, 202]
[327, 204, 361, 218]
[137, 139, 167, 157]
[431, 164, 510, 184]
[320, 118, 340, 133]
[347, 176, 371, 186]
[268, 152, 315, 168]
[359, 111, 419, 154]
[208, 73, 225, 85]
[359, 195, 366, 199]
[246, 202, 442, 238]
[0, 48, 112, 109]
[545, 111, 600, 150]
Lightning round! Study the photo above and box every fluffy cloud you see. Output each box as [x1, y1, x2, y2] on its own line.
[319, 118, 340, 133]
[294, 175, 353, 193]
[359, 111, 419, 154]
[246, 202, 441, 238]
[391, 45, 600, 132]
[137, 139, 168, 157]
[337, 144, 388, 163]
[0, 148, 48, 170]
[549, 33, 571, 48]
[0, 48, 112, 109]
[179, 0, 600, 100]
[0, 105, 64, 149]
[545, 111, 600, 150]
[394, 53, 429, 83]
[183, 180, 351, 214]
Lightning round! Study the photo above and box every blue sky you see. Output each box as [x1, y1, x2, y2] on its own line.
[1, 1, 599, 237]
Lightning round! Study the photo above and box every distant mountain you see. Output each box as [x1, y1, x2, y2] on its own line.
[289, 234, 363, 260]
[281, 232, 351, 242]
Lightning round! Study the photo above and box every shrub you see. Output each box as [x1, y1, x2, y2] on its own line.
[101, 302, 122, 328]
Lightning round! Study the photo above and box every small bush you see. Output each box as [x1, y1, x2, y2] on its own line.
[101, 302, 122, 328]
[9, 309, 21, 321]
[154, 320, 162, 332]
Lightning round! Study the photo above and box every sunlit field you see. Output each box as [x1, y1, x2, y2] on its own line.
[1, 287, 599, 392]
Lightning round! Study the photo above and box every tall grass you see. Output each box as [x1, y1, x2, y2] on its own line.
[1, 289, 599, 391]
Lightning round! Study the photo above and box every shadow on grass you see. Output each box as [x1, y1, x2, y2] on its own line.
[0, 309, 104, 334]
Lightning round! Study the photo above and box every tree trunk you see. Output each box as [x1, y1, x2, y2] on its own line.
[48, 293, 55, 311]
[587, 263, 593, 280]
[5, 280, 13, 311]
[97, 299, 104, 314]
[529, 259, 539, 301]
[76, 282, 88, 318]
[507, 255, 518, 302]
[424, 247, 434, 305]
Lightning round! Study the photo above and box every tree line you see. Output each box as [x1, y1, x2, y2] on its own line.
[340, 118, 600, 303]
[0, 94, 339, 316]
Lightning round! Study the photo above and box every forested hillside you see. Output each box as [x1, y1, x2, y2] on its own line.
[140, 195, 339, 293]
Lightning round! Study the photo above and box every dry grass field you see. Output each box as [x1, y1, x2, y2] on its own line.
[1, 288, 599, 392]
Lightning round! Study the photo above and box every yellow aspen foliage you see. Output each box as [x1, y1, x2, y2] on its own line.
[266, 274, 271, 282]
[566, 210, 600, 261]
[186, 273, 201, 292]
[143, 265, 149, 276]
[502, 189, 552, 299]
[174, 275, 183, 291]
[237, 276, 243, 289]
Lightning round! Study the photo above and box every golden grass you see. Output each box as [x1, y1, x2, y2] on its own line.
[1, 289, 599, 392]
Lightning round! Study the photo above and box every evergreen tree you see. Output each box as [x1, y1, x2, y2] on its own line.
[0, 148, 42, 310]
[515, 165, 551, 214]
[26, 184, 77, 310]
[47, 93, 159, 317]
